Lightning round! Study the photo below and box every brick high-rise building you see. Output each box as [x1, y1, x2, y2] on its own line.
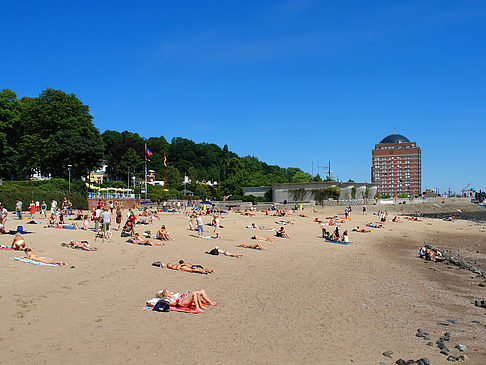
[371, 134, 421, 197]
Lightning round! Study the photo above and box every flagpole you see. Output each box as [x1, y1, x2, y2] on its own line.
[163, 155, 166, 189]
[144, 144, 148, 199]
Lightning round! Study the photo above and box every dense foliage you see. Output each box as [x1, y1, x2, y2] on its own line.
[0, 88, 321, 200]
[0, 179, 88, 210]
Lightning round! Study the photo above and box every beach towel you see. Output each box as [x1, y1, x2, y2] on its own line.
[246, 226, 275, 231]
[145, 298, 204, 314]
[201, 236, 216, 239]
[0, 246, 13, 250]
[10, 256, 59, 267]
[325, 240, 352, 245]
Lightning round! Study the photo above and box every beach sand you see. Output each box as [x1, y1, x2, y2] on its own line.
[0, 205, 485, 364]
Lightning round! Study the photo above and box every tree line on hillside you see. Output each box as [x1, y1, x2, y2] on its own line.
[0, 88, 327, 199]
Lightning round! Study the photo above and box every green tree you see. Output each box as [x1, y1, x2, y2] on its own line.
[117, 148, 144, 178]
[165, 165, 182, 188]
[0, 89, 21, 179]
[291, 171, 313, 183]
[18, 88, 103, 179]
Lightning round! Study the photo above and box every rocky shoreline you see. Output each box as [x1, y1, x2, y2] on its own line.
[409, 208, 486, 223]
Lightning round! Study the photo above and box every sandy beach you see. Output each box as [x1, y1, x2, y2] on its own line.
[1, 203, 485, 364]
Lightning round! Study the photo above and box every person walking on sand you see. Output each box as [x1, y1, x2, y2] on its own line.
[15, 199, 22, 220]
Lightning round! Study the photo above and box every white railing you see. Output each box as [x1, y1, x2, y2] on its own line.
[88, 193, 141, 200]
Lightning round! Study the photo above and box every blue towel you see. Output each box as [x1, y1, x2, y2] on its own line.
[325, 240, 352, 245]
[10, 256, 59, 267]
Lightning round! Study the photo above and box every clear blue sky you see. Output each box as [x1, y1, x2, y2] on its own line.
[2, 0, 485, 193]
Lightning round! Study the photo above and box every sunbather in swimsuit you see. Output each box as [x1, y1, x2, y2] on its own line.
[11, 233, 26, 250]
[24, 248, 67, 265]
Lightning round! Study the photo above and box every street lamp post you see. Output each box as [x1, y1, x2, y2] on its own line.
[68, 165, 72, 192]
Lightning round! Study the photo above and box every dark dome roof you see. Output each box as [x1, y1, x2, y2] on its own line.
[379, 134, 410, 144]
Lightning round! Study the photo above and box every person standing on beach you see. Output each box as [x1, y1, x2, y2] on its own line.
[0, 204, 8, 231]
[15, 199, 22, 220]
[94, 205, 101, 232]
[196, 215, 204, 237]
[214, 215, 220, 239]
[41, 201, 47, 218]
[101, 207, 112, 239]
[51, 199, 57, 215]
[29, 200, 36, 219]
[35, 200, 40, 212]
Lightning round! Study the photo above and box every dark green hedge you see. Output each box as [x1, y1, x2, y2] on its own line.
[0, 179, 88, 210]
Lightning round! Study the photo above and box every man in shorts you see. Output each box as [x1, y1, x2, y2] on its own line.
[100, 207, 112, 239]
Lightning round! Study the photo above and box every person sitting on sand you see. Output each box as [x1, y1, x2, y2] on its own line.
[392, 216, 401, 222]
[24, 248, 67, 265]
[251, 235, 274, 243]
[122, 220, 135, 236]
[129, 233, 164, 246]
[47, 213, 57, 225]
[59, 213, 65, 225]
[137, 216, 153, 225]
[276, 227, 290, 239]
[250, 223, 261, 229]
[340, 230, 349, 243]
[82, 215, 90, 230]
[157, 288, 217, 312]
[11, 233, 26, 250]
[156, 225, 171, 240]
[329, 227, 340, 241]
[239, 243, 265, 250]
[352, 226, 371, 233]
[66, 240, 97, 251]
[188, 219, 195, 231]
[206, 247, 243, 258]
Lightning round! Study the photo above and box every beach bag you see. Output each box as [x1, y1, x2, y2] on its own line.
[152, 299, 170, 312]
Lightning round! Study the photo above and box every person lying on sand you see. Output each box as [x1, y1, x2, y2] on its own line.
[24, 248, 67, 265]
[314, 218, 325, 224]
[66, 240, 97, 251]
[206, 247, 243, 258]
[298, 214, 308, 218]
[239, 243, 265, 250]
[129, 233, 164, 246]
[137, 216, 153, 225]
[366, 223, 383, 228]
[157, 289, 217, 312]
[276, 227, 290, 239]
[156, 225, 171, 240]
[275, 220, 293, 225]
[251, 235, 274, 243]
[352, 226, 371, 233]
[165, 260, 215, 274]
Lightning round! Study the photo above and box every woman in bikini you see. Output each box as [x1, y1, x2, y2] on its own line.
[66, 240, 97, 251]
[166, 262, 215, 274]
[11, 233, 26, 250]
[239, 243, 265, 250]
[156, 225, 171, 240]
[158, 288, 217, 312]
[24, 248, 68, 265]
[275, 227, 290, 239]
[129, 233, 164, 246]
[251, 235, 274, 243]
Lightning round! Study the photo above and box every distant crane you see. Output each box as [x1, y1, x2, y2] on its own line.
[461, 183, 471, 197]
[320, 160, 334, 181]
